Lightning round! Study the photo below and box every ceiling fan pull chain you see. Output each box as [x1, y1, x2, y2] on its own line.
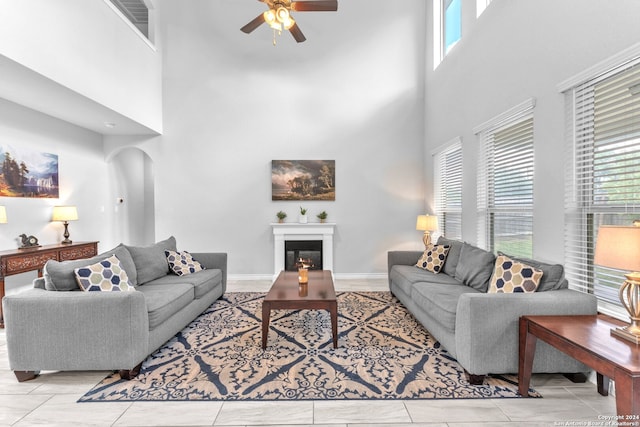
[273, 29, 277, 46]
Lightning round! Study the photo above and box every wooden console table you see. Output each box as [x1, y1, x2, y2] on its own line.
[519, 314, 640, 418]
[0, 241, 98, 328]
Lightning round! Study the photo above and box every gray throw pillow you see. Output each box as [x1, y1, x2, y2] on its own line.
[125, 236, 177, 285]
[44, 245, 137, 291]
[436, 236, 463, 277]
[454, 242, 496, 292]
[499, 252, 568, 292]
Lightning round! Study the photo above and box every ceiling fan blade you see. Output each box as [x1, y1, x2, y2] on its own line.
[291, 1, 338, 12]
[289, 23, 306, 43]
[241, 13, 266, 34]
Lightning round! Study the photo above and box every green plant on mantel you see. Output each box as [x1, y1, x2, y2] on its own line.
[276, 211, 287, 223]
[317, 211, 328, 223]
[299, 206, 307, 215]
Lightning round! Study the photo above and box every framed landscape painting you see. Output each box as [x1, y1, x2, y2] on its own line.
[272, 160, 335, 201]
[0, 145, 59, 198]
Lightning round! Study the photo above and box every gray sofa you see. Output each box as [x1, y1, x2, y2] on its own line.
[388, 236, 597, 384]
[3, 236, 226, 382]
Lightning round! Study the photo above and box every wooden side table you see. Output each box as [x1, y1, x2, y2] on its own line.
[0, 241, 98, 328]
[519, 315, 640, 418]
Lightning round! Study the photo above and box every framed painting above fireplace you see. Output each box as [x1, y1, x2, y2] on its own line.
[272, 160, 335, 201]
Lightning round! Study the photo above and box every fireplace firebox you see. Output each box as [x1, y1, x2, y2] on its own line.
[284, 240, 323, 271]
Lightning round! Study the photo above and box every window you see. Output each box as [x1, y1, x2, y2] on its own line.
[433, 0, 461, 68]
[476, 100, 535, 258]
[564, 58, 640, 317]
[476, 0, 492, 17]
[443, 0, 462, 55]
[434, 139, 463, 240]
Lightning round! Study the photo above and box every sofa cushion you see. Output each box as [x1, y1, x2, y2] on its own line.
[390, 265, 462, 295]
[74, 255, 135, 292]
[165, 250, 205, 276]
[112, 244, 138, 286]
[44, 245, 137, 291]
[146, 269, 222, 299]
[136, 282, 194, 330]
[411, 282, 480, 334]
[125, 236, 177, 285]
[416, 244, 450, 274]
[500, 252, 568, 292]
[488, 253, 543, 293]
[436, 236, 463, 277]
[454, 243, 496, 292]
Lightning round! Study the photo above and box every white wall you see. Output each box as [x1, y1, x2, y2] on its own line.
[0, 0, 162, 133]
[149, 0, 428, 277]
[424, 0, 640, 264]
[0, 99, 113, 294]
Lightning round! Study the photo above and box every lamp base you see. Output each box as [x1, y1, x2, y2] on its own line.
[61, 221, 72, 244]
[611, 326, 640, 345]
[422, 231, 432, 249]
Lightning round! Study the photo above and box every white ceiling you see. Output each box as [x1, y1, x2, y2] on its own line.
[0, 0, 426, 137]
[0, 55, 159, 136]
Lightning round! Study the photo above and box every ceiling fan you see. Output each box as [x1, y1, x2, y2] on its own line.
[241, 0, 338, 44]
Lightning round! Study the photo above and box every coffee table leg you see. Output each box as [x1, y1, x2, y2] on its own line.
[597, 373, 610, 396]
[613, 369, 640, 418]
[262, 302, 271, 349]
[330, 302, 338, 348]
[518, 317, 537, 397]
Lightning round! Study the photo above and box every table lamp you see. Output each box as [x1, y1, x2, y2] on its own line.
[0, 206, 6, 224]
[594, 223, 640, 344]
[52, 205, 78, 244]
[416, 215, 438, 248]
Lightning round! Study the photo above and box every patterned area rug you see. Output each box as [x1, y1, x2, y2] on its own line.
[79, 292, 538, 401]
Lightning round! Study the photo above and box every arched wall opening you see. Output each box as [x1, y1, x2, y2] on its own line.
[108, 147, 155, 246]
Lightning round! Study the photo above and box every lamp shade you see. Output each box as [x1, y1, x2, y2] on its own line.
[594, 225, 640, 272]
[0, 206, 6, 224]
[52, 205, 78, 222]
[416, 215, 438, 231]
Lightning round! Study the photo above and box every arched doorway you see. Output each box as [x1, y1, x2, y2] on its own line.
[108, 147, 155, 246]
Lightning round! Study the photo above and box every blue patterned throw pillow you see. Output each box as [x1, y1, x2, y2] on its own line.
[165, 250, 205, 276]
[416, 244, 450, 274]
[74, 255, 135, 292]
[488, 254, 544, 293]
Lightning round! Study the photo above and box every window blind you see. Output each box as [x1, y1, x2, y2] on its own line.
[477, 106, 534, 258]
[564, 59, 640, 319]
[434, 140, 463, 240]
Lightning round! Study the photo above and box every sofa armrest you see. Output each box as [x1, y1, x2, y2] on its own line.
[191, 252, 227, 293]
[387, 251, 423, 284]
[2, 288, 149, 372]
[455, 289, 597, 375]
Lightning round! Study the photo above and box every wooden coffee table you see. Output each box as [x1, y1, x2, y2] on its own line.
[262, 270, 338, 349]
[519, 314, 640, 417]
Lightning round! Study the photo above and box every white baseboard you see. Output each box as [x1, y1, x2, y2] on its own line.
[227, 274, 273, 282]
[228, 273, 388, 281]
[333, 273, 388, 281]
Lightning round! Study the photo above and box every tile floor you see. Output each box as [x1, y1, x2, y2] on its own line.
[0, 278, 617, 426]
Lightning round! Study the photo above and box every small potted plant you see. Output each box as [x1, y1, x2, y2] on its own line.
[299, 206, 308, 224]
[276, 211, 287, 223]
[317, 210, 328, 223]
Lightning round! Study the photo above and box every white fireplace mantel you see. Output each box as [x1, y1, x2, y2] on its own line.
[271, 223, 336, 278]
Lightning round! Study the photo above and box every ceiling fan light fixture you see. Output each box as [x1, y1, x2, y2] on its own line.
[276, 7, 290, 22]
[241, 0, 338, 44]
[283, 16, 295, 30]
[263, 9, 276, 24]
